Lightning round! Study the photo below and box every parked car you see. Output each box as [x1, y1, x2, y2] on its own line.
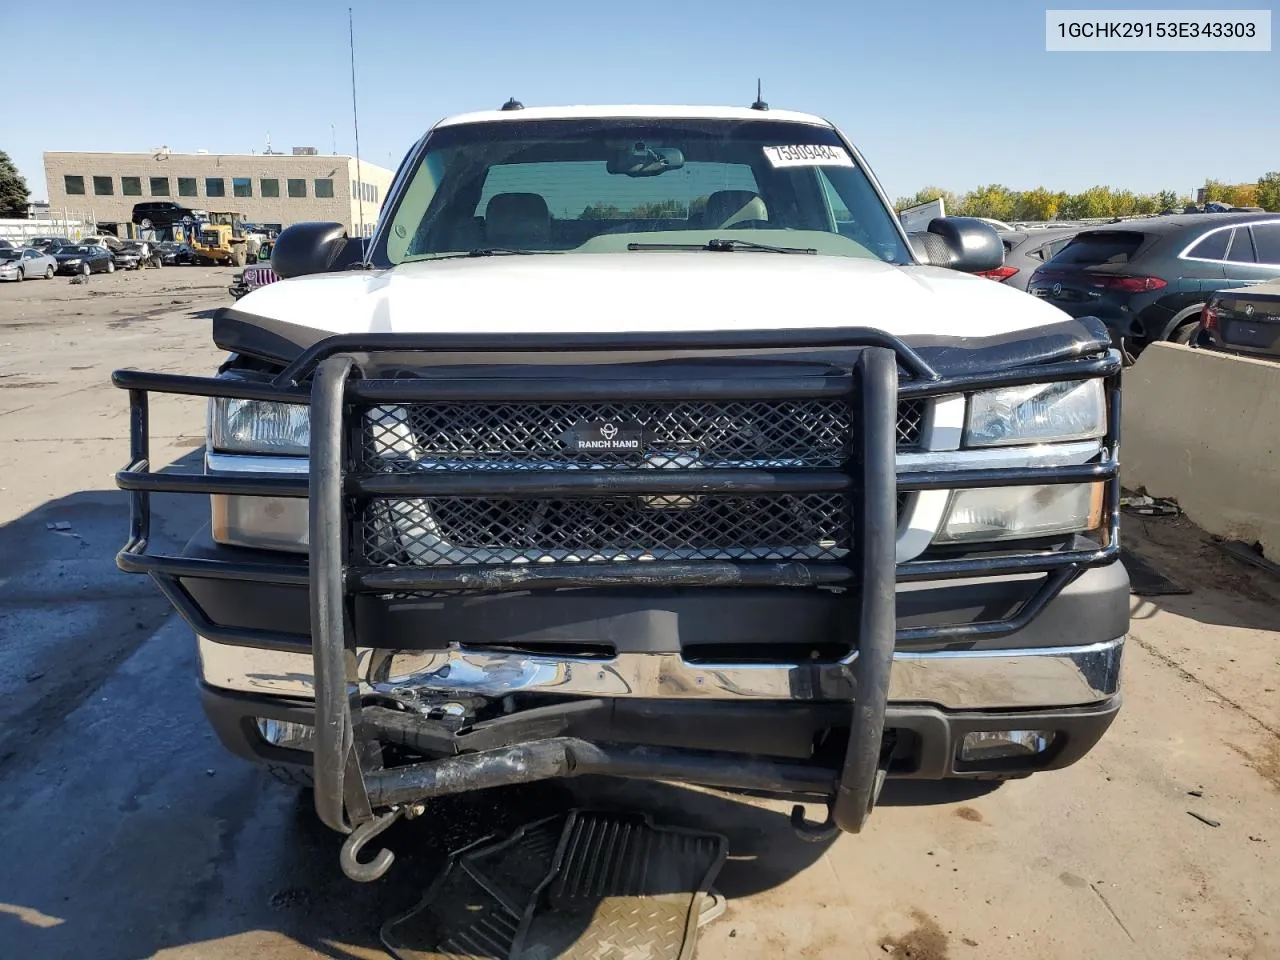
[0, 246, 58, 281]
[1198, 279, 1280, 360]
[53, 243, 115, 276]
[113, 240, 162, 270]
[113, 102, 1127, 883]
[988, 227, 1082, 290]
[156, 241, 196, 265]
[80, 234, 123, 252]
[1027, 213, 1280, 350]
[0, 238, 14, 251]
[26, 237, 70, 252]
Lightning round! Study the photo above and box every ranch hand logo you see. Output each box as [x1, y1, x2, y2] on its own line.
[565, 421, 647, 451]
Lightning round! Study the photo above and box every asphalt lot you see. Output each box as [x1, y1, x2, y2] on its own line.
[0, 267, 1277, 960]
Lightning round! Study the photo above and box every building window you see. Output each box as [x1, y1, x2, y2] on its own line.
[232, 177, 252, 198]
[371, 184, 378, 204]
[287, 178, 307, 198]
[121, 176, 142, 196]
[260, 178, 280, 198]
[205, 177, 226, 198]
[352, 180, 359, 200]
[150, 177, 170, 196]
[178, 177, 197, 197]
[65, 175, 85, 196]
[314, 178, 335, 199]
[93, 176, 114, 196]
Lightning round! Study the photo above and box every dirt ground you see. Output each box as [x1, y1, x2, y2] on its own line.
[0, 267, 1276, 960]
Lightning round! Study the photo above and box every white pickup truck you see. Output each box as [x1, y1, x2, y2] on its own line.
[114, 103, 1127, 882]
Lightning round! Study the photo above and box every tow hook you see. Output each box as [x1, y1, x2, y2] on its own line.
[339, 807, 405, 882]
[790, 801, 840, 843]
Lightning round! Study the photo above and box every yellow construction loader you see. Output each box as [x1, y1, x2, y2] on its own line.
[191, 213, 254, 267]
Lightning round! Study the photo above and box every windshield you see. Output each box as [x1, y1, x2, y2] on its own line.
[121, 242, 143, 251]
[378, 117, 910, 265]
[0, 250, 19, 261]
[63, 245, 93, 255]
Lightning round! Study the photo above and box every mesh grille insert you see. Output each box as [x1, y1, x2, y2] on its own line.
[362, 398, 926, 472]
[361, 494, 851, 566]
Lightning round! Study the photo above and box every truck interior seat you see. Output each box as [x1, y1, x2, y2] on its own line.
[485, 192, 552, 248]
[701, 190, 770, 229]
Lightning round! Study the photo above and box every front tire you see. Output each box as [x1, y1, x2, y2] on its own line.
[105, 260, 115, 273]
[44, 265, 54, 279]
[80, 262, 91, 277]
[1172, 320, 1200, 344]
[14, 267, 23, 282]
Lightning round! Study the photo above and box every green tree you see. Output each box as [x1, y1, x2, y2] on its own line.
[1257, 172, 1280, 212]
[1111, 190, 1138, 217]
[894, 186, 958, 213]
[955, 184, 1017, 221]
[1201, 179, 1230, 203]
[1156, 189, 1180, 211]
[1060, 186, 1115, 219]
[1225, 183, 1259, 208]
[0, 151, 30, 219]
[1013, 186, 1060, 221]
[580, 203, 623, 220]
[1131, 193, 1160, 216]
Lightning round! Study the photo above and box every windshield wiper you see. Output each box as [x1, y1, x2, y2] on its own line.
[626, 238, 817, 255]
[417, 247, 561, 261]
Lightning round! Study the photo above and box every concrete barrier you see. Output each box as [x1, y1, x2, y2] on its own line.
[1122, 342, 1280, 559]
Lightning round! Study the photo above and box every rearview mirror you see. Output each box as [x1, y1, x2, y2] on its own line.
[606, 143, 685, 177]
[271, 221, 352, 278]
[907, 216, 1003, 273]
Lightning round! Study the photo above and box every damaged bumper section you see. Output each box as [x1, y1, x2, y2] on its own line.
[114, 324, 1124, 880]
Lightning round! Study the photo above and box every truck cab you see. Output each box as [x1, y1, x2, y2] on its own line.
[114, 104, 1126, 882]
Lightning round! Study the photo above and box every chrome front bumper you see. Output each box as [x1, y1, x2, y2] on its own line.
[198, 634, 1124, 712]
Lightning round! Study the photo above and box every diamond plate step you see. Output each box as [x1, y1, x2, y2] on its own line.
[512, 810, 728, 960]
[382, 812, 725, 960]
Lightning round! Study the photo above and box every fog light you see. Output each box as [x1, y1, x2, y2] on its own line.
[255, 718, 314, 751]
[958, 729, 1055, 763]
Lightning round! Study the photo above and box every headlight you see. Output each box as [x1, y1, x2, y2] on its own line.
[935, 482, 1104, 544]
[210, 398, 309, 455]
[965, 380, 1105, 447]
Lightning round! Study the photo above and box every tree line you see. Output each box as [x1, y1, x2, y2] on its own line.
[895, 173, 1280, 221]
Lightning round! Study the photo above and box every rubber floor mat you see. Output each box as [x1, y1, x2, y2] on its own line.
[511, 810, 728, 960]
[383, 812, 726, 960]
[382, 817, 566, 960]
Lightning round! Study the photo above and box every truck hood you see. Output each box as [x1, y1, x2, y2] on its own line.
[220, 253, 1108, 370]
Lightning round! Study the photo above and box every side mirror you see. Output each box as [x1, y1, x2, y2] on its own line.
[271, 221, 351, 278]
[907, 216, 1003, 273]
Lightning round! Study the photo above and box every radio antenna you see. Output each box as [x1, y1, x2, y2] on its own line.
[349, 7, 367, 263]
[751, 78, 769, 111]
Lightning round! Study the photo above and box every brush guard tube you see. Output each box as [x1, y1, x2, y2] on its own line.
[306, 346, 901, 842]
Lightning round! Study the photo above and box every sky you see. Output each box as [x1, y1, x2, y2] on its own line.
[4, 0, 1277, 203]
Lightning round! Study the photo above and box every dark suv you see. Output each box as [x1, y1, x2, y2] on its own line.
[1027, 213, 1280, 349]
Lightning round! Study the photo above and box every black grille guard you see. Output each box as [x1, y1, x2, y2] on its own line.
[113, 325, 1122, 847]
